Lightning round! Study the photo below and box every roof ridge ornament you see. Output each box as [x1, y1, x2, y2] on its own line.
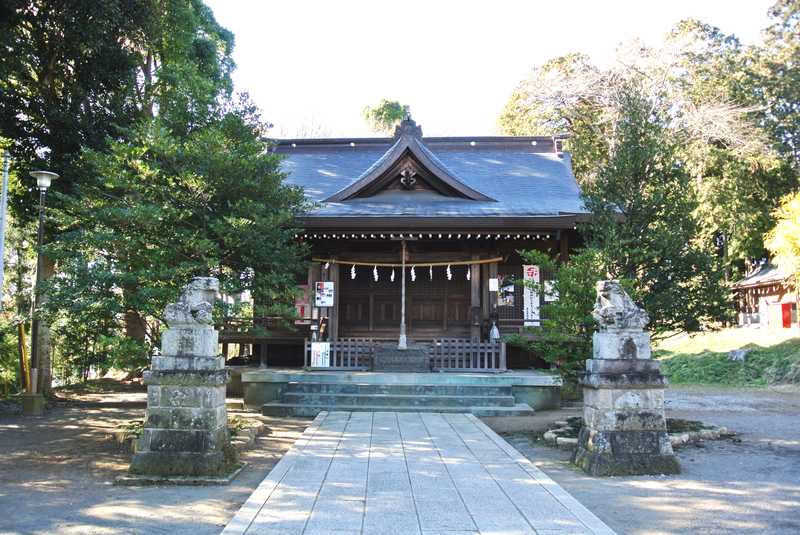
[393, 116, 423, 139]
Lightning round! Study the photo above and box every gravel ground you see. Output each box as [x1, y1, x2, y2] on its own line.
[501, 385, 800, 535]
[1, 384, 798, 534]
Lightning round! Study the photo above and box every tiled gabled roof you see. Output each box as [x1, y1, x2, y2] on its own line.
[733, 264, 793, 289]
[273, 119, 587, 221]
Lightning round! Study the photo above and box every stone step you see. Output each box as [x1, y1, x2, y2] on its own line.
[280, 392, 516, 408]
[261, 402, 535, 418]
[284, 381, 512, 396]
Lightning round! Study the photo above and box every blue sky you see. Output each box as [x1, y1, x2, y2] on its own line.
[205, 0, 775, 138]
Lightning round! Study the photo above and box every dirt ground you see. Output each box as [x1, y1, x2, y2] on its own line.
[501, 385, 800, 535]
[0, 388, 309, 535]
[1, 384, 799, 534]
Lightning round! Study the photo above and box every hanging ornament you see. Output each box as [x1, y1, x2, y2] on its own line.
[390, 269, 395, 282]
[429, 265, 433, 280]
[446, 264, 452, 280]
[373, 265, 379, 282]
[466, 266, 471, 281]
[323, 262, 330, 270]
[351, 264, 356, 280]
[411, 266, 416, 281]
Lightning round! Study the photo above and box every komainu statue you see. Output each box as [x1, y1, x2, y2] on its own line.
[591, 280, 649, 331]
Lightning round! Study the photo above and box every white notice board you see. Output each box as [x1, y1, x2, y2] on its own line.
[310, 342, 331, 367]
[315, 281, 334, 307]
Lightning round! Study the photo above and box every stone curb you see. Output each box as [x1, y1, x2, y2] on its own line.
[542, 420, 733, 449]
[113, 462, 247, 486]
[111, 414, 268, 454]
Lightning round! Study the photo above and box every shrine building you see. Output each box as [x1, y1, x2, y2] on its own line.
[224, 118, 590, 415]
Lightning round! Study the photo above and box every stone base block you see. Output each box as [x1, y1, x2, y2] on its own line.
[583, 406, 668, 431]
[585, 358, 661, 375]
[572, 427, 680, 476]
[146, 383, 226, 410]
[151, 355, 224, 371]
[129, 450, 228, 477]
[21, 393, 46, 416]
[373, 345, 430, 372]
[593, 331, 651, 360]
[161, 327, 218, 358]
[582, 370, 667, 389]
[584, 387, 665, 411]
[144, 369, 228, 387]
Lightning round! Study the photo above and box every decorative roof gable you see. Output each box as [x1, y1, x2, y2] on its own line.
[324, 118, 496, 202]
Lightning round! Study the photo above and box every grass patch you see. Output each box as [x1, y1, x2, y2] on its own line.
[656, 329, 800, 386]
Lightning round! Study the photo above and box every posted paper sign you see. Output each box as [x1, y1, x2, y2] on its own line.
[315, 281, 334, 308]
[523, 265, 540, 326]
[310, 342, 331, 367]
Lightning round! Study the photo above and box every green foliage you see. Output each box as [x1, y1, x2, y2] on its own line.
[0, 320, 20, 397]
[45, 100, 308, 358]
[582, 81, 729, 336]
[506, 248, 604, 381]
[659, 338, 800, 386]
[765, 190, 800, 284]
[0, 1, 234, 221]
[758, 0, 800, 170]
[363, 99, 410, 134]
[499, 9, 800, 283]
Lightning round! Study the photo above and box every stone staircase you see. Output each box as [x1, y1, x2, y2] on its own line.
[260, 381, 535, 417]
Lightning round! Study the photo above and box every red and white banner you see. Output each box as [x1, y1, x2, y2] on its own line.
[523, 265, 540, 327]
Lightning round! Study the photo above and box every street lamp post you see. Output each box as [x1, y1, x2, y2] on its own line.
[27, 170, 58, 402]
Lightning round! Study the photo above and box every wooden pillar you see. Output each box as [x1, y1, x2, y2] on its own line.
[329, 262, 340, 340]
[489, 261, 498, 331]
[308, 262, 320, 321]
[470, 256, 481, 341]
[560, 230, 570, 263]
[481, 261, 490, 319]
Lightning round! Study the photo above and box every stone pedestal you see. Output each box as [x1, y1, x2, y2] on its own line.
[573, 281, 680, 476]
[129, 277, 231, 477]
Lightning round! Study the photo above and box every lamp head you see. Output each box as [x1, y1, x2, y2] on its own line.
[30, 170, 59, 191]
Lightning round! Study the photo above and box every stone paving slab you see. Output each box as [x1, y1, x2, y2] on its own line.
[221, 411, 616, 535]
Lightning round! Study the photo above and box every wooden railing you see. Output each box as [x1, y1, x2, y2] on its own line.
[302, 337, 507, 372]
[430, 338, 507, 372]
[218, 317, 308, 339]
[304, 338, 375, 370]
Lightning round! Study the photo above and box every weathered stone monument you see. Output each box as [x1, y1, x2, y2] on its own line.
[573, 280, 680, 476]
[129, 277, 232, 477]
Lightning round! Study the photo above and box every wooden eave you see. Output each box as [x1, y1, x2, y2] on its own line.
[295, 214, 588, 231]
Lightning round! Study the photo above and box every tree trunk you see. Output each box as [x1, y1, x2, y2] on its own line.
[124, 310, 148, 342]
[36, 256, 55, 394]
[123, 284, 148, 343]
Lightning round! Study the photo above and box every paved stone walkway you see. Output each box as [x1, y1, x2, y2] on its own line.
[221, 411, 616, 535]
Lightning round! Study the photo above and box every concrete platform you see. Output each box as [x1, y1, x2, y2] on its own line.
[241, 368, 562, 412]
[220, 411, 616, 535]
